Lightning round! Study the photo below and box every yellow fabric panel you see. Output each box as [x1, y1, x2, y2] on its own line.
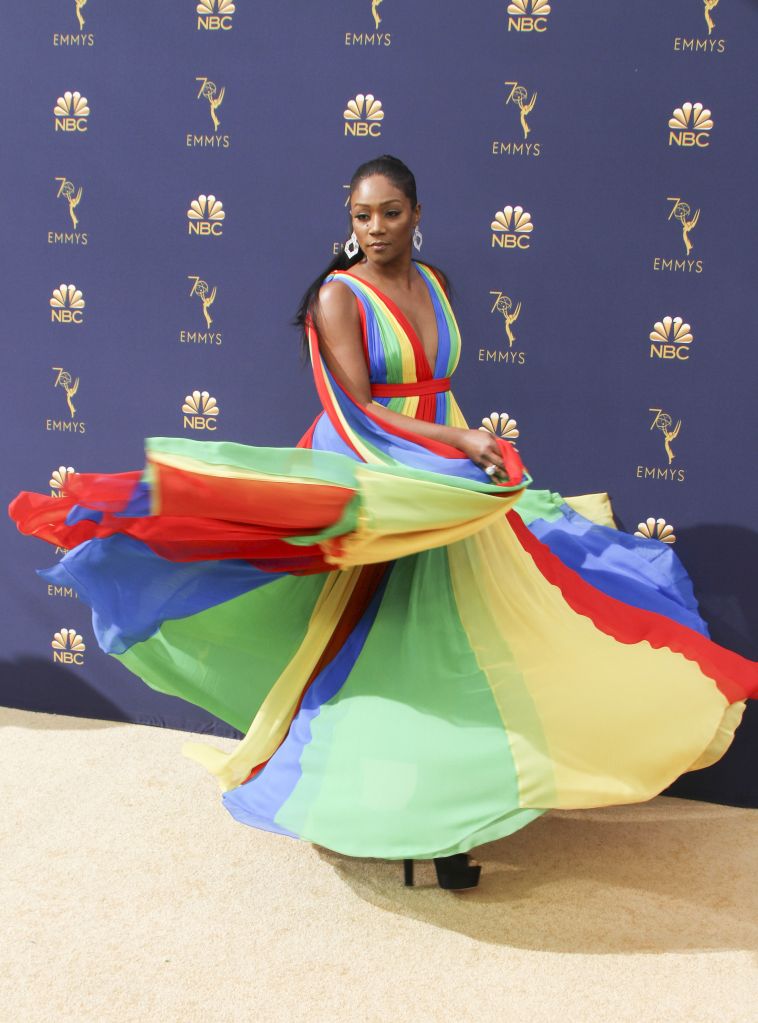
[684, 701, 745, 772]
[564, 492, 617, 529]
[323, 468, 523, 567]
[447, 516, 730, 809]
[182, 567, 362, 791]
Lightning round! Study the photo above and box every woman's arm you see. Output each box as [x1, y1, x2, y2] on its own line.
[313, 281, 508, 479]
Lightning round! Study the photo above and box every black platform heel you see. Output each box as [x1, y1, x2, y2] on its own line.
[403, 854, 481, 890]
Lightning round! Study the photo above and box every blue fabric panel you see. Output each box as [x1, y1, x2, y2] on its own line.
[38, 534, 284, 654]
[528, 504, 709, 636]
[222, 569, 389, 834]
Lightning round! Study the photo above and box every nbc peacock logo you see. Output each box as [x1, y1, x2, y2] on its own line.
[649, 316, 693, 361]
[196, 0, 235, 30]
[50, 466, 76, 497]
[491, 206, 533, 249]
[507, 0, 550, 32]
[54, 91, 90, 132]
[50, 284, 85, 324]
[634, 517, 676, 544]
[479, 412, 520, 448]
[187, 195, 225, 236]
[668, 102, 713, 147]
[182, 390, 219, 430]
[343, 94, 384, 137]
[51, 628, 86, 665]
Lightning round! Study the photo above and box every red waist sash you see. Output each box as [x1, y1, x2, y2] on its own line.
[371, 377, 451, 398]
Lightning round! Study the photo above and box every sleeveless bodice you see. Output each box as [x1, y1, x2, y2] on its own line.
[324, 262, 461, 386]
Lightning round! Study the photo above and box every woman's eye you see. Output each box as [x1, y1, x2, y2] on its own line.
[386, 210, 400, 217]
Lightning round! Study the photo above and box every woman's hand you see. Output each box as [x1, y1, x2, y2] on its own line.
[456, 429, 509, 483]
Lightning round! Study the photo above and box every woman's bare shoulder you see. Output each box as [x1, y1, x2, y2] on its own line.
[318, 278, 358, 315]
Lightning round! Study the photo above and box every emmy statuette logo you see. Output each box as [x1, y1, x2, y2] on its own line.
[52, 628, 86, 665]
[344, 94, 384, 137]
[183, 390, 219, 430]
[649, 316, 693, 361]
[491, 207, 533, 249]
[197, 0, 235, 31]
[50, 178, 87, 246]
[54, 91, 90, 132]
[50, 284, 85, 324]
[344, 0, 391, 46]
[479, 412, 520, 449]
[674, 2, 725, 53]
[668, 102, 713, 148]
[507, 0, 551, 32]
[479, 292, 526, 366]
[652, 197, 703, 274]
[636, 409, 685, 482]
[505, 82, 536, 140]
[634, 518, 676, 544]
[492, 83, 541, 158]
[668, 197, 700, 256]
[188, 78, 231, 148]
[187, 195, 225, 236]
[181, 277, 222, 345]
[50, 466, 76, 497]
[53, 0, 94, 46]
[48, 367, 86, 433]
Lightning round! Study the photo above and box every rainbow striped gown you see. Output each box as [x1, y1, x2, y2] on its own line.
[10, 262, 757, 859]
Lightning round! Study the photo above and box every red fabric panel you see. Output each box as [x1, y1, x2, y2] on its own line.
[507, 510, 758, 703]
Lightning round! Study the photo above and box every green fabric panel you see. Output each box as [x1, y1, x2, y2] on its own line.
[512, 488, 565, 525]
[278, 493, 361, 546]
[115, 572, 327, 733]
[276, 548, 526, 859]
[360, 457, 532, 495]
[145, 436, 360, 488]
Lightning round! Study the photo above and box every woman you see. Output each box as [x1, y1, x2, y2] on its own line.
[10, 156, 757, 891]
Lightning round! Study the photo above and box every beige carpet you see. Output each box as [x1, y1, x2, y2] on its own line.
[1, 707, 756, 1023]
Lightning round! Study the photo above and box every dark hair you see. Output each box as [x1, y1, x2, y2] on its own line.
[294, 155, 422, 353]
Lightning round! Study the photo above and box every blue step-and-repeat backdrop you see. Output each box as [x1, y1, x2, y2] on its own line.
[3, 1, 756, 806]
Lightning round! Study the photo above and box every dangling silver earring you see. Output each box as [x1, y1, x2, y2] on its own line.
[344, 232, 359, 258]
[413, 225, 423, 252]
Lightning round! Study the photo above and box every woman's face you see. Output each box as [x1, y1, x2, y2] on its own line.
[349, 174, 419, 265]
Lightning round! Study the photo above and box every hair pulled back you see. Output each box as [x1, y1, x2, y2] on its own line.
[293, 155, 419, 350]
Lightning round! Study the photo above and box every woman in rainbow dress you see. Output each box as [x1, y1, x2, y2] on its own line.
[10, 156, 757, 891]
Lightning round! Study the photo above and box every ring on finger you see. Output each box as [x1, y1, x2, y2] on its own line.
[484, 464, 497, 476]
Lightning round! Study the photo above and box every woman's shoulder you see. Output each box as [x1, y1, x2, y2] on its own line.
[316, 276, 360, 325]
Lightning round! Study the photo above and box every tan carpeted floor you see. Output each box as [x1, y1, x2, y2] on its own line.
[1, 706, 756, 1023]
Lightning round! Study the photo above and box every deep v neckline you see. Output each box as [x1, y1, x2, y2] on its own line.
[342, 263, 441, 378]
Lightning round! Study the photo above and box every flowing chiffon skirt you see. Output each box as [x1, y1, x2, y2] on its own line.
[9, 263, 757, 858]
